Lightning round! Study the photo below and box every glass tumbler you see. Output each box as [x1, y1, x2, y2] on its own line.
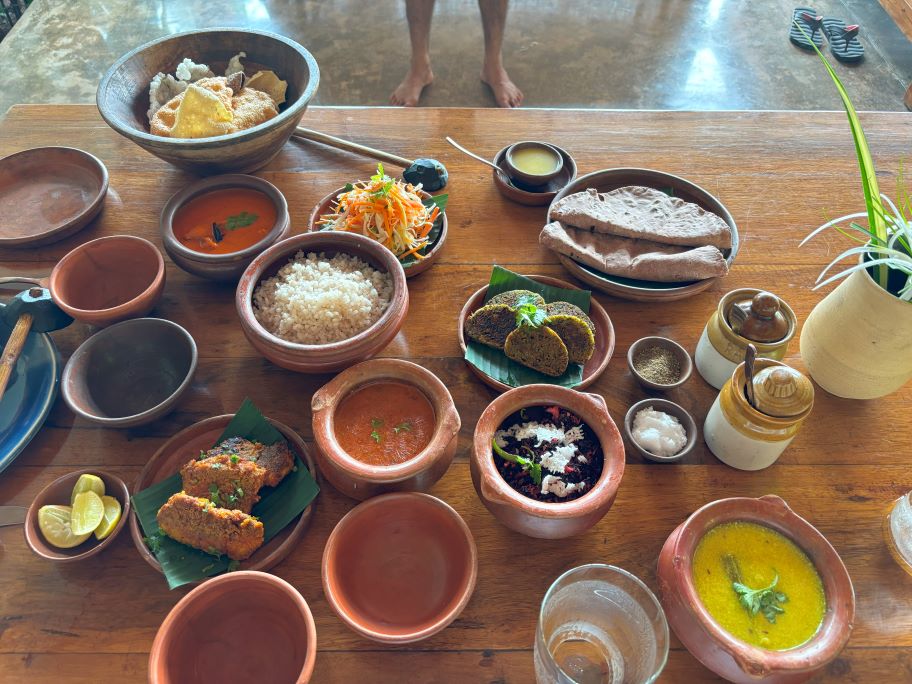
[534, 564, 669, 684]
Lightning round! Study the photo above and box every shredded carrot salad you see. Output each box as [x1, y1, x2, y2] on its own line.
[317, 164, 441, 262]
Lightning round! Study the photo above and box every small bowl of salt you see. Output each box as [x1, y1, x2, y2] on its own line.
[623, 398, 697, 463]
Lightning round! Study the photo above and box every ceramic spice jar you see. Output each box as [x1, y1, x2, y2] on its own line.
[695, 289, 797, 390]
[704, 359, 814, 471]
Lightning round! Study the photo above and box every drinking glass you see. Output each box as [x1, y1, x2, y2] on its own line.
[534, 564, 669, 684]
[885, 491, 912, 577]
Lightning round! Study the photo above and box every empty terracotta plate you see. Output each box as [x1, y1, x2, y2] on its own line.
[322, 492, 477, 643]
[0, 147, 108, 247]
[149, 571, 317, 684]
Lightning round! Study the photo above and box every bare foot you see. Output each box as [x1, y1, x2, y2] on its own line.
[481, 64, 523, 108]
[390, 65, 434, 106]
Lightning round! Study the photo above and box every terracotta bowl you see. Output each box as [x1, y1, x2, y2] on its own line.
[504, 141, 565, 187]
[129, 414, 318, 576]
[96, 29, 319, 174]
[149, 571, 317, 684]
[311, 359, 460, 500]
[471, 384, 626, 539]
[24, 469, 131, 562]
[623, 398, 697, 463]
[457, 274, 615, 393]
[627, 336, 693, 391]
[656, 495, 855, 684]
[48, 235, 165, 327]
[322, 492, 477, 644]
[160, 174, 291, 281]
[62, 318, 197, 428]
[306, 185, 448, 278]
[236, 231, 409, 373]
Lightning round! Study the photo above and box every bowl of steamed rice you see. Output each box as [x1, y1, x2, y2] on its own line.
[236, 232, 408, 373]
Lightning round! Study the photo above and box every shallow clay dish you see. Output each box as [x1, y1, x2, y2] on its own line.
[160, 174, 290, 281]
[62, 318, 197, 428]
[97, 28, 319, 174]
[129, 414, 318, 576]
[547, 168, 739, 302]
[657, 495, 855, 683]
[311, 359, 460, 500]
[322, 492, 477, 644]
[627, 336, 693, 391]
[306, 185, 448, 278]
[0, 147, 108, 247]
[150, 570, 317, 684]
[623, 398, 697, 463]
[492, 144, 577, 206]
[24, 469, 131, 562]
[49, 235, 166, 327]
[236, 231, 409, 373]
[457, 274, 614, 392]
[471, 384, 626, 539]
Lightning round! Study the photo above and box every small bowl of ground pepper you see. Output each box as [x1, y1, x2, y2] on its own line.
[627, 336, 692, 391]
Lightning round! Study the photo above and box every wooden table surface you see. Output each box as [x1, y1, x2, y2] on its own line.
[1, 105, 911, 683]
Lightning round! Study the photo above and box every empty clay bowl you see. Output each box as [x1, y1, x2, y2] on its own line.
[0, 147, 108, 247]
[623, 398, 697, 463]
[97, 29, 320, 174]
[322, 492, 477, 644]
[311, 359, 460, 500]
[627, 336, 693, 391]
[160, 174, 290, 281]
[24, 469, 130, 562]
[657, 495, 855, 684]
[236, 231, 409, 373]
[471, 384, 626, 539]
[49, 235, 165, 327]
[62, 318, 197, 427]
[149, 570, 317, 684]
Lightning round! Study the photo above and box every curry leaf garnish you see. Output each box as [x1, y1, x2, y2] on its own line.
[723, 554, 788, 624]
[515, 294, 547, 329]
[492, 438, 542, 485]
[224, 211, 259, 231]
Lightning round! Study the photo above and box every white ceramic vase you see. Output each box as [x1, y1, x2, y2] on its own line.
[800, 266, 912, 399]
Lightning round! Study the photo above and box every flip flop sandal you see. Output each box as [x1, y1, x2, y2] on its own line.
[823, 18, 865, 62]
[789, 7, 824, 50]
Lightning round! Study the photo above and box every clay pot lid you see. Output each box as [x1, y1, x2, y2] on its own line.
[727, 291, 791, 343]
[752, 365, 814, 418]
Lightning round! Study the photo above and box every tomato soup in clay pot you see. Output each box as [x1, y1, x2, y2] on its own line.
[311, 359, 460, 500]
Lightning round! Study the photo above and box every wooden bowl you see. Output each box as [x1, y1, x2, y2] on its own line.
[160, 174, 291, 281]
[96, 29, 319, 174]
[311, 359, 460, 500]
[547, 168, 739, 302]
[24, 469, 131, 562]
[322, 492, 477, 644]
[457, 274, 614, 392]
[492, 144, 577, 206]
[150, 571, 317, 684]
[471, 384, 626, 539]
[627, 336, 693, 391]
[623, 398, 697, 463]
[306, 185, 448, 278]
[236, 231, 409, 373]
[0, 147, 108, 248]
[129, 414, 319, 577]
[657, 495, 855, 683]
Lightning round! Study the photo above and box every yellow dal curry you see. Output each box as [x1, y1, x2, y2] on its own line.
[692, 521, 826, 651]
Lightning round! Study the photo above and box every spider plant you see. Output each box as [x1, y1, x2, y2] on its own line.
[795, 21, 912, 300]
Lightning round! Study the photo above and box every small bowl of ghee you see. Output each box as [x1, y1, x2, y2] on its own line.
[504, 141, 564, 188]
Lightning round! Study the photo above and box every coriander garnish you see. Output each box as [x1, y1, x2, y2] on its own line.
[208, 483, 221, 505]
[371, 418, 384, 429]
[393, 421, 411, 434]
[370, 430, 382, 444]
[224, 211, 259, 230]
[230, 454, 239, 464]
[723, 554, 788, 624]
[514, 294, 547, 329]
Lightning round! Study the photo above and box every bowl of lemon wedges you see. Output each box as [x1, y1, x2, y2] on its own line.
[25, 470, 130, 562]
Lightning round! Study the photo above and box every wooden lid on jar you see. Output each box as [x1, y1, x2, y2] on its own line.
[752, 365, 815, 418]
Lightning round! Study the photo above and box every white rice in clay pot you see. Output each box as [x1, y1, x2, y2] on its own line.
[252, 251, 393, 345]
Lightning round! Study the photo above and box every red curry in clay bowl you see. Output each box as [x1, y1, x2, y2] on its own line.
[322, 492, 477, 644]
[656, 495, 855, 683]
[471, 384, 625, 539]
[160, 174, 290, 281]
[149, 570, 317, 684]
[311, 358, 460, 500]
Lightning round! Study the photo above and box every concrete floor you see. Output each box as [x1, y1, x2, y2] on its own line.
[0, 0, 909, 116]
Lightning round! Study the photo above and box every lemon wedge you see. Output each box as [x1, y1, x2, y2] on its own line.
[94, 495, 122, 540]
[38, 505, 92, 549]
[70, 473, 105, 505]
[71, 491, 105, 536]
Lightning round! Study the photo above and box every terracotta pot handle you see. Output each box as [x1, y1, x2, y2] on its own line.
[311, 385, 331, 414]
[732, 650, 771, 678]
[584, 392, 609, 412]
[440, 405, 462, 439]
[478, 467, 511, 506]
[758, 494, 790, 511]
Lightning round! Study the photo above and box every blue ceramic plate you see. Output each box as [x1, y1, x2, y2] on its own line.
[0, 303, 60, 472]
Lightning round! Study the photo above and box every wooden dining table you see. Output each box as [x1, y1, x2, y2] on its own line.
[1, 104, 911, 683]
